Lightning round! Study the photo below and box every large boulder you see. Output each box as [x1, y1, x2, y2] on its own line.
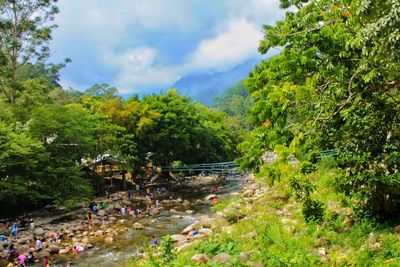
[212, 253, 231, 264]
[170, 234, 187, 242]
[97, 209, 106, 216]
[16, 245, 30, 255]
[34, 228, 45, 236]
[204, 194, 216, 200]
[133, 223, 144, 230]
[181, 223, 199, 235]
[150, 208, 160, 216]
[48, 244, 60, 254]
[191, 253, 209, 263]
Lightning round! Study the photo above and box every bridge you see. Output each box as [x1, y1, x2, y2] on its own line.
[160, 149, 337, 174]
[161, 161, 239, 174]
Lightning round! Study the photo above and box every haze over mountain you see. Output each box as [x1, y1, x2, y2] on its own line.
[171, 58, 260, 106]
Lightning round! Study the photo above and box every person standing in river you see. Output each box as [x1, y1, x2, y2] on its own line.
[10, 223, 17, 239]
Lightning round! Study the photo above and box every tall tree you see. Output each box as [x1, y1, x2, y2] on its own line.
[0, 0, 59, 104]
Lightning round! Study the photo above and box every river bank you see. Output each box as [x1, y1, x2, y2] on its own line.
[1, 173, 246, 266]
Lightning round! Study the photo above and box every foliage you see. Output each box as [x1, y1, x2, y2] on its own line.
[239, 0, 400, 219]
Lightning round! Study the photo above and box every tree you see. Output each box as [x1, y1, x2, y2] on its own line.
[0, 0, 59, 104]
[239, 0, 400, 218]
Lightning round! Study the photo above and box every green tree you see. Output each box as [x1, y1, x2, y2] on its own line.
[0, 0, 60, 104]
[240, 0, 400, 219]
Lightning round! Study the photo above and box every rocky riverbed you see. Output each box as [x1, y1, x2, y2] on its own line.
[0, 173, 247, 266]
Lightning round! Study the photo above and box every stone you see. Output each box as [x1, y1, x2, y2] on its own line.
[185, 210, 194, 215]
[242, 189, 254, 197]
[105, 236, 113, 243]
[108, 216, 117, 222]
[343, 217, 353, 225]
[85, 243, 94, 249]
[250, 262, 264, 267]
[48, 244, 60, 254]
[199, 228, 212, 235]
[175, 198, 183, 203]
[181, 223, 198, 235]
[204, 194, 216, 200]
[183, 200, 190, 206]
[318, 247, 327, 256]
[16, 245, 30, 255]
[212, 253, 231, 264]
[394, 225, 400, 234]
[133, 223, 144, 230]
[271, 194, 289, 201]
[176, 242, 193, 252]
[93, 219, 101, 226]
[318, 237, 331, 246]
[59, 248, 69, 254]
[34, 228, 45, 236]
[150, 208, 160, 216]
[169, 209, 178, 214]
[195, 199, 205, 205]
[198, 217, 215, 228]
[170, 234, 187, 242]
[1, 249, 8, 259]
[239, 252, 250, 263]
[191, 253, 209, 263]
[97, 210, 106, 216]
[38, 250, 50, 258]
[368, 232, 378, 244]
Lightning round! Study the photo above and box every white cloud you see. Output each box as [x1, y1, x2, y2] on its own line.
[188, 19, 262, 70]
[50, 1, 285, 94]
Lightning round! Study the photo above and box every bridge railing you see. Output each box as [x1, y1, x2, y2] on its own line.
[161, 161, 238, 173]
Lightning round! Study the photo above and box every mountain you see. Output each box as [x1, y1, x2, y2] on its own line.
[171, 58, 260, 106]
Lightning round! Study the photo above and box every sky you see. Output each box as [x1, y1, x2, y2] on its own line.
[50, 0, 285, 96]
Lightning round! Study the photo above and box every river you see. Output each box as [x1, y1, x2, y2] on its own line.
[27, 174, 245, 267]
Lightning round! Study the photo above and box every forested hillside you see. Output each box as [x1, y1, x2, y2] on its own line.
[0, 1, 246, 216]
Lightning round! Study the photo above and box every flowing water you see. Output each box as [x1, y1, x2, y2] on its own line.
[31, 175, 245, 267]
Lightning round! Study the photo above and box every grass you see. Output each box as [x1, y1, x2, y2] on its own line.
[129, 158, 400, 266]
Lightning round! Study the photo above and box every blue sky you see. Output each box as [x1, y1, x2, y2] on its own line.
[50, 1, 284, 96]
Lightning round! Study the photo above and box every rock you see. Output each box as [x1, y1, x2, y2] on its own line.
[368, 232, 378, 244]
[48, 244, 60, 254]
[191, 253, 209, 263]
[394, 225, 400, 234]
[181, 223, 198, 235]
[242, 189, 254, 197]
[199, 228, 212, 235]
[97, 209, 106, 216]
[85, 243, 94, 249]
[170, 234, 187, 242]
[198, 217, 215, 228]
[204, 194, 216, 200]
[195, 199, 205, 205]
[16, 245, 30, 255]
[59, 248, 69, 254]
[108, 216, 117, 222]
[185, 210, 194, 215]
[133, 223, 144, 230]
[239, 252, 250, 263]
[105, 236, 114, 243]
[318, 247, 327, 256]
[113, 203, 121, 210]
[318, 237, 331, 246]
[34, 228, 45, 236]
[1, 250, 8, 258]
[271, 194, 289, 201]
[93, 219, 101, 226]
[212, 253, 231, 264]
[343, 217, 353, 225]
[17, 238, 29, 244]
[250, 262, 264, 267]
[176, 242, 193, 252]
[175, 198, 183, 203]
[182, 200, 190, 206]
[150, 208, 160, 216]
[169, 209, 178, 214]
[370, 242, 381, 249]
[38, 250, 50, 258]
